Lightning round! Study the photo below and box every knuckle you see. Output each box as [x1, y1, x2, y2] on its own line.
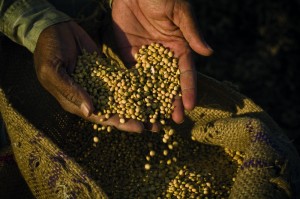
[35, 64, 49, 82]
[62, 90, 81, 107]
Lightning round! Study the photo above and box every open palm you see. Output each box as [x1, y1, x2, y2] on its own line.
[112, 0, 213, 123]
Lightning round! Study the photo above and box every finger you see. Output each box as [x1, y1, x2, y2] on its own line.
[118, 45, 139, 67]
[50, 68, 143, 133]
[175, 2, 213, 56]
[40, 59, 95, 118]
[68, 22, 101, 72]
[178, 52, 197, 110]
[42, 58, 144, 134]
[57, 96, 144, 133]
[144, 122, 161, 133]
[172, 94, 185, 124]
[100, 114, 144, 133]
[71, 21, 101, 54]
[77, 34, 100, 55]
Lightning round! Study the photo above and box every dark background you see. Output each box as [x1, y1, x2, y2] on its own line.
[191, 0, 300, 151]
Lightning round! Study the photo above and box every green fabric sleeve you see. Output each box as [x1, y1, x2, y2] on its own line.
[0, 0, 14, 16]
[109, 0, 113, 8]
[0, 0, 71, 52]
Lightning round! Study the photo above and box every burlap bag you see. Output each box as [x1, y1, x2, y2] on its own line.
[1, 13, 300, 199]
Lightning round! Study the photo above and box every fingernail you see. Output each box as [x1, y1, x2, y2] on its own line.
[204, 41, 213, 52]
[134, 123, 144, 134]
[178, 119, 185, 124]
[81, 103, 91, 117]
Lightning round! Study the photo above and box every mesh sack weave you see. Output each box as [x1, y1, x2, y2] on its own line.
[0, 145, 34, 198]
[1, 26, 300, 199]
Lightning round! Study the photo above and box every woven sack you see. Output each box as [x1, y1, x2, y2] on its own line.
[0, 25, 300, 199]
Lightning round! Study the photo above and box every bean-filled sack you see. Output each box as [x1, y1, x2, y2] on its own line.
[1, 23, 300, 199]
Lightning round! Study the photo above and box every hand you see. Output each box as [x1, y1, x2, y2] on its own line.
[34, 21, 144, 133]
[111, 0, 213, 124]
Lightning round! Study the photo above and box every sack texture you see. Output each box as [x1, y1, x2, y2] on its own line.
[0, 22, 300, 199]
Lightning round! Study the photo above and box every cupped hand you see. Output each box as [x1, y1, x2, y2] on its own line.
[34, 21, 144, 133]
[111, 0, 213, 124]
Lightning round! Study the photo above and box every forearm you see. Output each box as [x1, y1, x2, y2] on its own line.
[0, 0, 71, 52]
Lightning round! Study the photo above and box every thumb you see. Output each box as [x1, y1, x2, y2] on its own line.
[175, 2, 213, 56]
[38, 59, 95, 118]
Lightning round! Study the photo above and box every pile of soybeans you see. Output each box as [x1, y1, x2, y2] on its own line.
[71, 43, 244, 198]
